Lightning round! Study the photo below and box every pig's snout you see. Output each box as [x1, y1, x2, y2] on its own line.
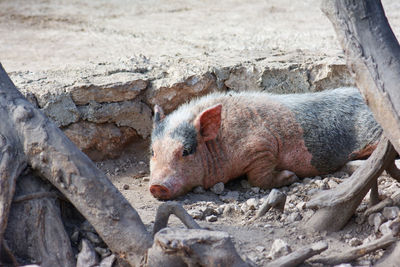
[149, 184, 171, 199]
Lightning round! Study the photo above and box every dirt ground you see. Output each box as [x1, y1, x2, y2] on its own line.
[2, 0, 400, 266]
[93, 141, 400, 266]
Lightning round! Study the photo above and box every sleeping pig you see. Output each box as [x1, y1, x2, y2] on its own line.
[149, 87, 382, 199]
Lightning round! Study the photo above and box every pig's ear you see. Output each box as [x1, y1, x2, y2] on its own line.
[194, 104, 222, 141]
[153, 105, 165, 125]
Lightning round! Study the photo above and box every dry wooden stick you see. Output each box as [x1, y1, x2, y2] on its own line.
[265, 241, 328, 267]
[310, 234, 397, 265]
[306, 137, 396, 232]
[152, 202, 201, 237]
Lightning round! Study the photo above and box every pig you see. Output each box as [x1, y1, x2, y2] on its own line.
[149, 87, 382, 200]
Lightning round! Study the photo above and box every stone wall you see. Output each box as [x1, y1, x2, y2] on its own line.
[10, 53, 354, 160]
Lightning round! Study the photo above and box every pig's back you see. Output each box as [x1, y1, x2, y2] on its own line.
[271, 87, 382, 174]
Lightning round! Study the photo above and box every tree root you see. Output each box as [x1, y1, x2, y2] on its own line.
[147, 228, 249, 267]
[306, 137, 396, 232]
[152, 201, 201, 237]
[265, 241, 328, 267]
[310, 233, 398, 265]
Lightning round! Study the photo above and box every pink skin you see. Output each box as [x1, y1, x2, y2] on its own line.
[149, 97, 317, 200]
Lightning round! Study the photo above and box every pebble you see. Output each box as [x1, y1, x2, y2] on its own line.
[206, 215, 218, 222]
[95, 247, 111, 258]
[368, 213, 386, 232]
[188, 209, 203, 219]
[255, 246, 265, 252]
[71, 230, 80, 243]
[220, 191, 240, 202]
[302, 178, 312, 184]
[348, 237, 362, 247]
[286, 212, 302, 223]
[268, 239, 292, 259]
[99, 254, 116, 267]
[327, 180, 338, 189]
[296, 201, 306, 210]
[241, 203, 250, 213]
[193, 186, 206, 194]
[142, 177, 150, 182]
[86, 232, 102, 245]
[251, 187, 260, 194]
[314, 180, 329, 190]
[379, 220, 393, 235]
[201, 206, 217, 217]
[246, 198, 258, 210]
[77, 239, 98, 267]
[210, 182, 225, 194]
[123, 184, 129, 190]
[382, 206, 400, 220]
[223, 204, 239, 216]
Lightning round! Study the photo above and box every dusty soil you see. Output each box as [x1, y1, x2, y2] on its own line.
[97, 146, 400, 266]
[2, 0, 400, 266]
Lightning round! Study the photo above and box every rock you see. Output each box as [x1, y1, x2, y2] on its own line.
[99, 254, 116, 267]
[263, 188, 286, 212]
[77, 239, 98, 267]
[240, 179, 251, 189]
[193, 186, 206, 194]
[210, 182, 225, 195]
[85, 232, 102, 246]
[314, 180, 329, 190]
[368, 213, 386, 232]
[327, 180, 338, 189]
[42, 93, 80, 127]
[348, 237, 362, 247]
[286, 212, 302, 223]
[251, 187, 260, 194]
[240, 203, 249, 213]
[201, 206, 218, 217]
[149, 72, 219, 114]
[296, 201, 307, 211]
[70, 79, 148, 105]
[268, 239, 292, 260]
[188, 209, 203, 220]
[302, 177, 312, 184]
[123, 184, 129, 190]
[382, 206, 400, 220]
[379, 219, 400, 235]
[246, 198, 259, 210]
[95, 247, 111, 258]
[71, 230, 80, 244]
[219, 191, 240, 202]
[63, 121, 139, 161]
[255, 246, 265, 252]
[206, 215, 218, 222]
[379, 220, 394, 235]
[78, 100, 153, 138]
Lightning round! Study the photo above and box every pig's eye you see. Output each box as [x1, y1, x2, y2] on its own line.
[150, 148, 154, 157]
[182, 148, 190, 157]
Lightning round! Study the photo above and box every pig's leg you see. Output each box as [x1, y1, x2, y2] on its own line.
[247, 159, 298, 188]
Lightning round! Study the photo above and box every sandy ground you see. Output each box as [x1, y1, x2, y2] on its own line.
[2, 0, 399, 74]
[2, 0, 400, 266]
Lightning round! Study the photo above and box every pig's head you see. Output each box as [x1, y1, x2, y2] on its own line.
[149, 103, 222, 199]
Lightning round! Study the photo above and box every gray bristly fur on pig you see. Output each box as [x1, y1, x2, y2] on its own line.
[272, 88, 382, 173]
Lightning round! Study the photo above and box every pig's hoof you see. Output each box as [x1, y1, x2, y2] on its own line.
[277, 170, 299, 186]
[150, 184, 170, 199]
